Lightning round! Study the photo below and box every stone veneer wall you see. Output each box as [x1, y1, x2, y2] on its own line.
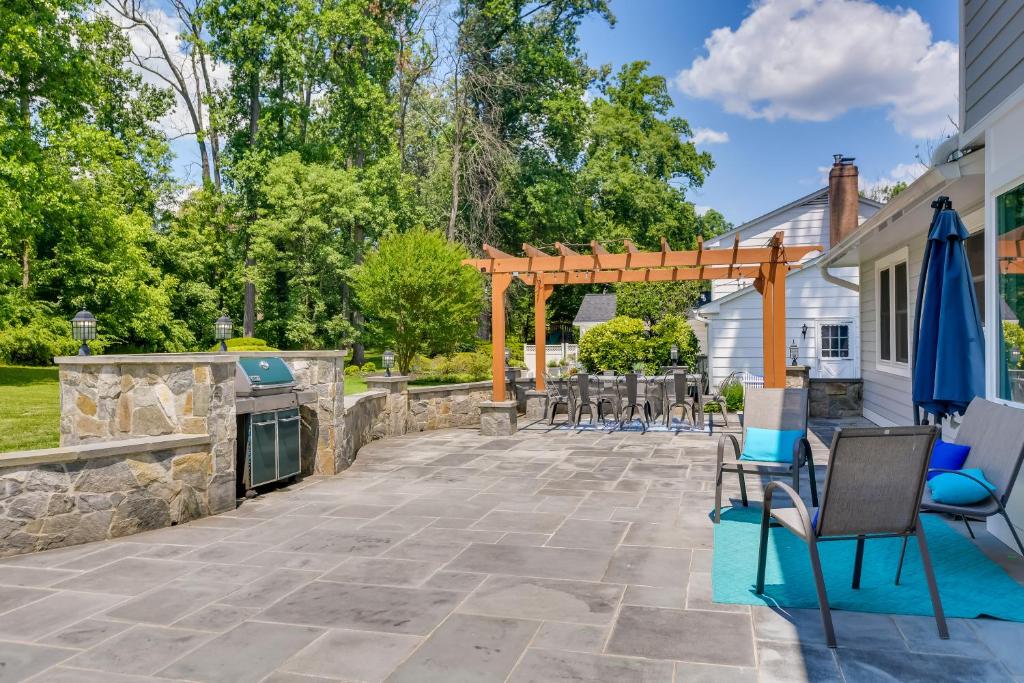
[407, 381, 493, 432]
[339, 391, 389, 466]
[809, 378, 864, 418]
[0, 435, 217, 557]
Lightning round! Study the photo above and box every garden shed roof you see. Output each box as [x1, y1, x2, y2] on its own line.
[573, 293, 617, 325]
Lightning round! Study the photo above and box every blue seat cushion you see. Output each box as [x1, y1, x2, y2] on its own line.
[928, 440, 971, 481]
[739, 427, 804, 463]
[928, 468, 995, 505]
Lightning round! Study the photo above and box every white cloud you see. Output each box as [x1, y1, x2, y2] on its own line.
[675, 0, 958, 139]
[860, 161, 928, 197]
[691, 127, 730, 145]
[694, 205, 712, 216]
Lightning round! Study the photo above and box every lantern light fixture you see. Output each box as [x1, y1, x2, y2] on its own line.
[670, 344, 679, 365]
[504, 347, 511, 367]
[801, 324, 808, 339]
[71, 309, 97, 356]
[382, 349, 395, 377]
[214, 315, 233, 352]
[789, 339, 799, 366]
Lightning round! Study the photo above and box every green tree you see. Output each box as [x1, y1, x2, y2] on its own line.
[615, 281, 704, 325]
[864, 181, 908, 203]
[577, 314, 698, 374]
[351, 228, 484, 374]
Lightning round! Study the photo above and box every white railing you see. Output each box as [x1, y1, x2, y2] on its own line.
[523, 344, 579, 377]
[739, 372, 764, 393]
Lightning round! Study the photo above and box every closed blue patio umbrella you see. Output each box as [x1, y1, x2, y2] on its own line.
[912, 196, 985, 424]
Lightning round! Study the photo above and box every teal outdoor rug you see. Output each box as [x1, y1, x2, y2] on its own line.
[712, 507, 1024, 621]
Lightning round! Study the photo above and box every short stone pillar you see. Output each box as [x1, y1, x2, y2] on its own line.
[366, 376, 410, 437]
[524, 390, 548, 421]
[479, 400, 518, 436]
[785, 365, 811, 389]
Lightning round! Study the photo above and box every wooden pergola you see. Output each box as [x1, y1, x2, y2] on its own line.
[463, 234, 823, 401]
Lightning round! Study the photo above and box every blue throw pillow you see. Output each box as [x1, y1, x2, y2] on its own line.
[928, 468, 996, 505]
[740, 427, 804, 463]
[928, 440, 971, 480]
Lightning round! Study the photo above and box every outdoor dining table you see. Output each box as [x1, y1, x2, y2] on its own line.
[550, 372, 706, 428]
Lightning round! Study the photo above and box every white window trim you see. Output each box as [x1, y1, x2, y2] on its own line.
[818, 320, 854, 361]
[874, 247, 911, 377]
[986, 175, 1024, 409]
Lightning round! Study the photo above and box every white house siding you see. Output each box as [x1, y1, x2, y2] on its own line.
[858, 239, 927, 427]
[703, 264, 860, 388]
[706, 197, 833, 300]
[962, 0, 1024, 132]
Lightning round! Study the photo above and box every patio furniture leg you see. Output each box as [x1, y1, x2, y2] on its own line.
[755, 504, 771, 593]
[915, 519, 949, 639]
[961, 515, 975, 539]
[807, 536, 837, 648]
[851, 537, 865, 589]
[895, 536, 908, 585]
[737, 465, 748, 507]
[999, 509, 1024, 556]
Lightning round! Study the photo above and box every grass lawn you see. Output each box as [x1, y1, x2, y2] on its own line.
[0, 365, 60, 452]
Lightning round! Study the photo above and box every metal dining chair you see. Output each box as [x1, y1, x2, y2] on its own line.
[664, 369, 698, 428]
[595, 375, 620, 422]
[544, 373, 572, 425]
[618, 373, 648, 433]
[573, 373, 601, 425]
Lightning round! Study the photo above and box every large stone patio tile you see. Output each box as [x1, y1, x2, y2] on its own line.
[53, 543, 146, 571]
[422, 570, 488, 592]
[277, 528, 410, 556]
[534, 623, 608, 653]
[14, 667, 156, 682]
[0, 584, 53, 613]
[545, 519, 629, 550]
[0, 591, 123, 640]
[392, 498, 497, 519]
[673, 662, 757, 682]
[623, 463, 690, 479]
[507, 648, 673, 683]
[622, 522, 711, 549]
[104, 581, 233, 625]
[0, 566, 79, 588]
[756, 640, 841, 683]
[752, 607, 907, 651]
[384, 538, 471, 563]
[51, 557, 196, 596]
[39, 618, 132, 649]
[472, 511, 565, 533]
[158, 621, 323, 683]
[282, 629, 421, 681]
[217, 568, 319, 608]
[967, 617, 1024, 676]
[172, 603, 260, 632]
[65, 624, 211, 675]
[606, 605, 755, 667]
[328, 503, 394, 518]
[385, 614, 538, 683]
[685, 572, 748, 613]
[460, 575, 623, 624]
[603, 546, 691, 588]
[178, 541, 267, 564]
[836, 647, 1009, 682]
[892, 615, 991, 658]
[0, 641, 75, 681]
[261, 580, 462, 634]
[622, 584, 688, 609]
[321, 557, 439, 587]
[446, 543, 613, 581]
[244, 550, 342, 572]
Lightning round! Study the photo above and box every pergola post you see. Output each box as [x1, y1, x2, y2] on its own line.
[534, 283, 552, 391]
[491, 273, 512, 401]
[760, 257, 788, 388]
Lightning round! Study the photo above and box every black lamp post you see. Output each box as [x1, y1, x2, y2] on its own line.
[504, 348, 511, 367]
[382, 349, 395, 377]
[789, 339, 799, 366]
[670, 344, 679, 366]
[71, 309, 97, 356]
[214, 315, 233, 352]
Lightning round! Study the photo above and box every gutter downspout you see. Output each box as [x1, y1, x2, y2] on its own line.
[820, 265, 859, 293]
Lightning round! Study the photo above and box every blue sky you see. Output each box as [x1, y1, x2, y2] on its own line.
[578, 0, 959, 225]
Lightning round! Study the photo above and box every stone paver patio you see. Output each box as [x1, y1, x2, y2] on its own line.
[1, 420, 1023, 682]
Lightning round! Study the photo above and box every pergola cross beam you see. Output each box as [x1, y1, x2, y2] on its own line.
[464, 236, 822, 401]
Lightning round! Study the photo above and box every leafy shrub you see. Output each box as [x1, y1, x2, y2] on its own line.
[0, 316, 87, 365]
[208, 337, 278, 352]
[578, 315, 699, 375]
[578, 316, 649, 374]
[705, 379, 744, 413]
[1006, 322, 1024, 368]
[436, 352, 491, 379]
[344, 364, 362, 377]
[361, 362, 377, 373]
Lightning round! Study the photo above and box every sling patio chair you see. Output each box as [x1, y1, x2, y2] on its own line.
[755, 425, 945, 648]
[572, 373, 601, 426]
[664, 368, 699, 428]
[544, 373, 573, 425]
[893, 397, 1024, 581]
[617, 373, 648, 433]
[714, 387, 816, 523]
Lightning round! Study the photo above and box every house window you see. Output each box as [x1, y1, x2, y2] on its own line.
[821, 324, 850, 358]
[997, 182, 1024, 403]
[876, 248, 910, 374]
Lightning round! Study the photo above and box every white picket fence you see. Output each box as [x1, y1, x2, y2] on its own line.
[738, 372, 764, 393]
[523, 344, 579, 377]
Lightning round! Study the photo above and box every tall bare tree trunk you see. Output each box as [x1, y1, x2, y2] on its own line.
[243, 72, 260, 338]
[448, 72, 463, 241]
[21, 241, 29, 290]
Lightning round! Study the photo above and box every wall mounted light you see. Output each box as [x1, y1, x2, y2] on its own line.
[801, 324, 808, 339]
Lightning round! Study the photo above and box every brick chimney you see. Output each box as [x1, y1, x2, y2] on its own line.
[828, 154, 860, 249]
